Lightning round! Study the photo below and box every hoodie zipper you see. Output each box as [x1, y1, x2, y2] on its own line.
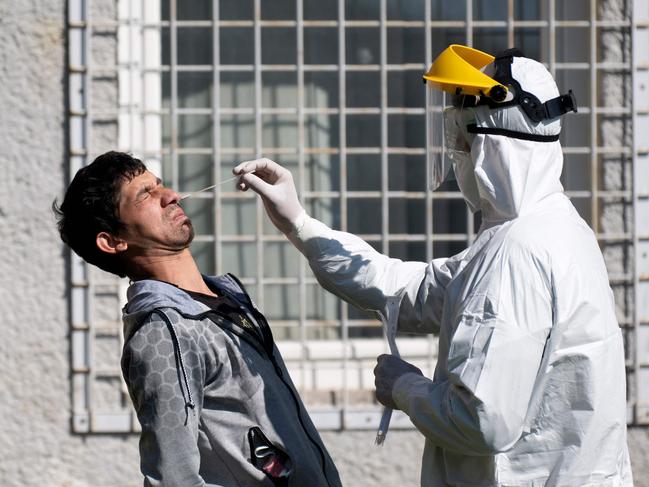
[226, 274, 332, 487]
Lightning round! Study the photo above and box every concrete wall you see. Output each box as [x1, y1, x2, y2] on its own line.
[0, 0, 647, 486]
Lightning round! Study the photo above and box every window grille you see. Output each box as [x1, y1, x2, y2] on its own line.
[67, 0, 644, 433]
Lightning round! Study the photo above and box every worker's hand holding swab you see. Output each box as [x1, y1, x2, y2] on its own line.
[374, 355, 423, 409]
[233, 158, 306, 235]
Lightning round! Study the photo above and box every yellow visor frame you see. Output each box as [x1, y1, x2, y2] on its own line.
[423, 44, 507, 101]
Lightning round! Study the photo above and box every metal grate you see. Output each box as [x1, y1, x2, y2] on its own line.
[67, 0, 642, 433]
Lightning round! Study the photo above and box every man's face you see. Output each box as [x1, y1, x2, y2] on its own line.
[116, 170, 194, 254]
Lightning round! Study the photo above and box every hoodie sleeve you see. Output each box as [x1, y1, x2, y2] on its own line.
[121, 311, 206, 487]
[288, 214, 453, 334]
[392, 241, 553, 454]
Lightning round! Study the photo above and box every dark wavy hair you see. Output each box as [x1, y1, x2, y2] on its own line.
[53, 151, 147, 277]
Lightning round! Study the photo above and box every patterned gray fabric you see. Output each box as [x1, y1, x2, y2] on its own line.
[121, 275, 341, 487]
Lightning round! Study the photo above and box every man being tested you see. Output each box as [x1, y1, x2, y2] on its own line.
[55, 151, 342, 487]
[234, 46, 633, 485]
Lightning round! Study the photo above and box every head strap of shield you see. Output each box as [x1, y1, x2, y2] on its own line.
[479, 48, 578, 123]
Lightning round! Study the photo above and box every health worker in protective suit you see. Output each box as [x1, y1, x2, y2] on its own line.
[233, 45, 633, 486]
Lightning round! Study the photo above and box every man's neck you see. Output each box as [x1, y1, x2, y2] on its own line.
[129, 249, 218, 296]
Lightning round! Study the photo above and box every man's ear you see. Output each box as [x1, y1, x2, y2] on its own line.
[96, 232, 128, 254]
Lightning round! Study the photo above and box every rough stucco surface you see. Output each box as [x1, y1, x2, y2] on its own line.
[1, 0, 648, 486]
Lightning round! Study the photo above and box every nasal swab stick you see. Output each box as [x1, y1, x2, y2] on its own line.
[179, 170, 255, 200]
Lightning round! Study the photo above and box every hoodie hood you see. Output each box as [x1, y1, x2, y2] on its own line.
[122, 274, 241, 340]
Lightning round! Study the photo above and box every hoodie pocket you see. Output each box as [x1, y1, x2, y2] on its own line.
[248, 426, 293, 486]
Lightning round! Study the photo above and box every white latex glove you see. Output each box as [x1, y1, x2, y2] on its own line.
[374, 354, 423, 409]
[233, 158, 306, 235]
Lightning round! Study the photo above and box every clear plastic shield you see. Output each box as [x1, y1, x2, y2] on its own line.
[426, 83, 453, 191]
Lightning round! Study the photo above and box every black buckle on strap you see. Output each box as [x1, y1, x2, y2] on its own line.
[544, 90, 578, 119]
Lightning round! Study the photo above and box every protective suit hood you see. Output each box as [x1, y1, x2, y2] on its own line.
[457, 57, 566, 223]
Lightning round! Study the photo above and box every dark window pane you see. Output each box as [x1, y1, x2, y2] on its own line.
[305, 0, 338, 20]
[555, 69, 589, 107]
[346, 71, 380, 107]
[262, 71, 297, 108]
[178, 28, 212, 65]
[304, 28, 339, 64]
[305, 154, 340, 192]
[514, 28, 542, 62]
[304, 71, 339, 108]
[561, 154, 591, 192]
[387, 28, 425, 64]
[430, 0, 466, 21]
[473, 29, 508, 56]
[346, 28, 380, 64]
[389, 155, 426, 191]
[433, 240, 466, 258]
[220, 0, 253, 20]
[514, 0, 542, 20]
[389, 198, 426, 234]
[220, 27, 254, 64]
[262, 28, 297, 64]
[348, 198, 382, 234]
[556, 2, 589, 21]
[178, 0, 211, 20]
[429, 28, 466, 59]
[220, 114, 255, 148]
[387, 0, 425, 20]
[222, 198, 257, 235]
[472, 0, 507, 20]
[346, 115, 381, 147]
[182, 197, 214, 235]
[556, 28, 590, 63]
[389, 241, 427, 262]
[306, 285, 341, 321]
[177, 115, 213, 148]
[347, 155, 381, 191]
[433, 197, 467, 234]
[570, 197, 592, 225]
[388, 70, 425, 108]
[220, 71, 254, 108]
[177, 72, 212, 108]
[177, 154, 214, 192]
[261, 0, 296, 20]
[305, 114, 340, 148]
[264, 243, 300, 277]
[560, 112, 590, 147]
[191, 241, 215, 275]
[345, 0, 379, 20]
[388, 114, 425, 148]
[221, 242, 256, 277]
[306, 197, 340, 229]
[262, 114, 298, 148]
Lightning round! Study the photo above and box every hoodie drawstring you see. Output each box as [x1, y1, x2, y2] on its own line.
[151, 310, 196, 411]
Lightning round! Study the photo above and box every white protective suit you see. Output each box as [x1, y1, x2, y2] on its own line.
[287, 59, 633, 486]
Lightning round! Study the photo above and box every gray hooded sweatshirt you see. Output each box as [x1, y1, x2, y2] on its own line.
[121, 274, 342, 487]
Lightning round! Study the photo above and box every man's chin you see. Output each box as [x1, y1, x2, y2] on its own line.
[182, 219, 195, 246]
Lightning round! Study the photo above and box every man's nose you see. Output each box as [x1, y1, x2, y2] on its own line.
[161, 187, 181, 206]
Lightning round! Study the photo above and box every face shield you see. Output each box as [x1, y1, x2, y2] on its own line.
[425, 82, 452, 191]
[426, 82, 477, 192]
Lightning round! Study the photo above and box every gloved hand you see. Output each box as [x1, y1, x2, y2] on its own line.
[233, 158, 306, 235]
[374, 354, 423, 409]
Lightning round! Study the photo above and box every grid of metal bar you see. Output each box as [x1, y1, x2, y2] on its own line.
[67, 0, 641, 433]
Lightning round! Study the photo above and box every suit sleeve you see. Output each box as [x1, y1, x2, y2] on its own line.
[288, 214, 454, 334]
[392, 243, 553, 454]
[121, 313, 206, 487]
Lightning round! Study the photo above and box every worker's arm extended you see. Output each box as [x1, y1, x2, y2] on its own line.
[233, 157, 454, 334]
